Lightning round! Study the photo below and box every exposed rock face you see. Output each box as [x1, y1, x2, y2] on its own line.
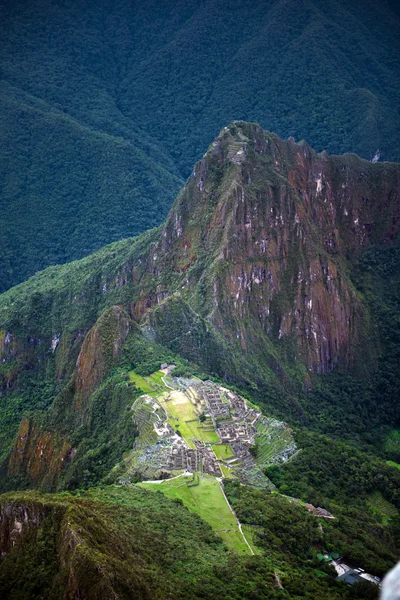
[142, 122, 399, 373]
[3, 122, 398, 384]
[7, 306, 131, 488]
[0, 497, 45, 557]
[8, 417, 73, 489]
[74, 305, 131, 417]
[1, 122, 399, 489]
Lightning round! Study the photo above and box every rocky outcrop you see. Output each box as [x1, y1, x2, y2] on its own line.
[74, 305, 131, 419]
[7, 306, 131, 488]
[142, 122, 399, 374]
[2, 123, 397, 386]
[8, 417, 73, 490]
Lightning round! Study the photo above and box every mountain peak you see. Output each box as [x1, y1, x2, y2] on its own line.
[134, 123, 400, 376]
[0, 124, 399, 493]
[1, 124, 398, 383]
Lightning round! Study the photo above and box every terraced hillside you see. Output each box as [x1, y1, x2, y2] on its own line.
[106, 368, 298, 551]
[140, 474, 255, 554]
[114, 369, 296, 486]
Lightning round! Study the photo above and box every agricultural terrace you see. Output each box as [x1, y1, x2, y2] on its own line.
[125, 368, 297, 553]
[386, 460, 400, 470]
[157, 389, 219, 449]
[129, 371, 167, 396]
[140, 474, 255, 554]
[367, 490, 399, 522]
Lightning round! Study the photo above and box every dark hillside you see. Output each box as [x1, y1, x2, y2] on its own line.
[0, 83, 182, 292]
[1, 0, 399, 290]
[0, 486, 375, 600]
[0, 123, 399, 491]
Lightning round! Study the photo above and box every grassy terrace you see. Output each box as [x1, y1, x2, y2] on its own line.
[254, 419, 294, 468]
[387, 460, 400, 470]
[212, 444, 234, 460]
[220, 464, 233, 478]
[384, 429, 400, 455]
[367, 490, 399, 520]
[158, 390, 219, 448]
[140, 475, 253, 554]
[129, 370, 168, 395]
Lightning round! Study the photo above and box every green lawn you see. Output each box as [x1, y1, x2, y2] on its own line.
[386, 460, 400, 470]
[213, 444, 234, 460]
[148, 371, 167, 387]
[140, 475, 251, 554]
[220, 464, 234, 478]
[129, 370, 168, 396]
[159, 390, 219, 448]
[129, 371, 155, 394]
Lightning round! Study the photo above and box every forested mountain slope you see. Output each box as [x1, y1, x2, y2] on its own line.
[0, 121, 399, 491]
[0, 83, 183, 292]
[3, 484, 394, 600]
[1, 123, 399, 598]
[1, 0, 399, 291]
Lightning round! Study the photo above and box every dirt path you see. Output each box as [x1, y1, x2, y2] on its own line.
[161, 375, 174, 390]
[216, 478, 254, 555]
[141, 472, 192, 485]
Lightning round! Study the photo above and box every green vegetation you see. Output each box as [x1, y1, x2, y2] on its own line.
[265, 432, 400, 576]
[384, 430, 400, 461]
[57, 371, 140, 491]
[158, 390, 219, 448]
[0, 83, 182, 293]
[0, 486, 235, 599]
[222, 480, 367, 599]
[128, 372, 154, 394]
[265, 431, 400, 511]
[367, 491, 398, 520]
[1, 0, 400, 290]
[2, 484, 374, 600]
[254, 419, 295, 468]
[141, 475, 250, 553]
[212, 444, 234, 460]
[220, 464, 234, 478]
[224, 481, 320, 559]
[128, 371, 168, 396]
[387, 461, 400, 470]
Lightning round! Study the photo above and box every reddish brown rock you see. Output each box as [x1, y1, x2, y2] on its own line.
[8, 417, 73, 489]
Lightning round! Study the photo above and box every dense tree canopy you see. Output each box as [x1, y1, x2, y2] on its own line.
[1, 0, 399, 290]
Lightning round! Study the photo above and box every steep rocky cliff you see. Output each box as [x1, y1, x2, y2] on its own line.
[0, 122, 399, 490]
[3, 306, 135, 490]
[73, 306, 131, 418]
[136, 122, 399, 375]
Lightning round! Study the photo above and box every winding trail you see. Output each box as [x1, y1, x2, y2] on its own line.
[161, 375, 174, 390]
[216, 478, 254, 555]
